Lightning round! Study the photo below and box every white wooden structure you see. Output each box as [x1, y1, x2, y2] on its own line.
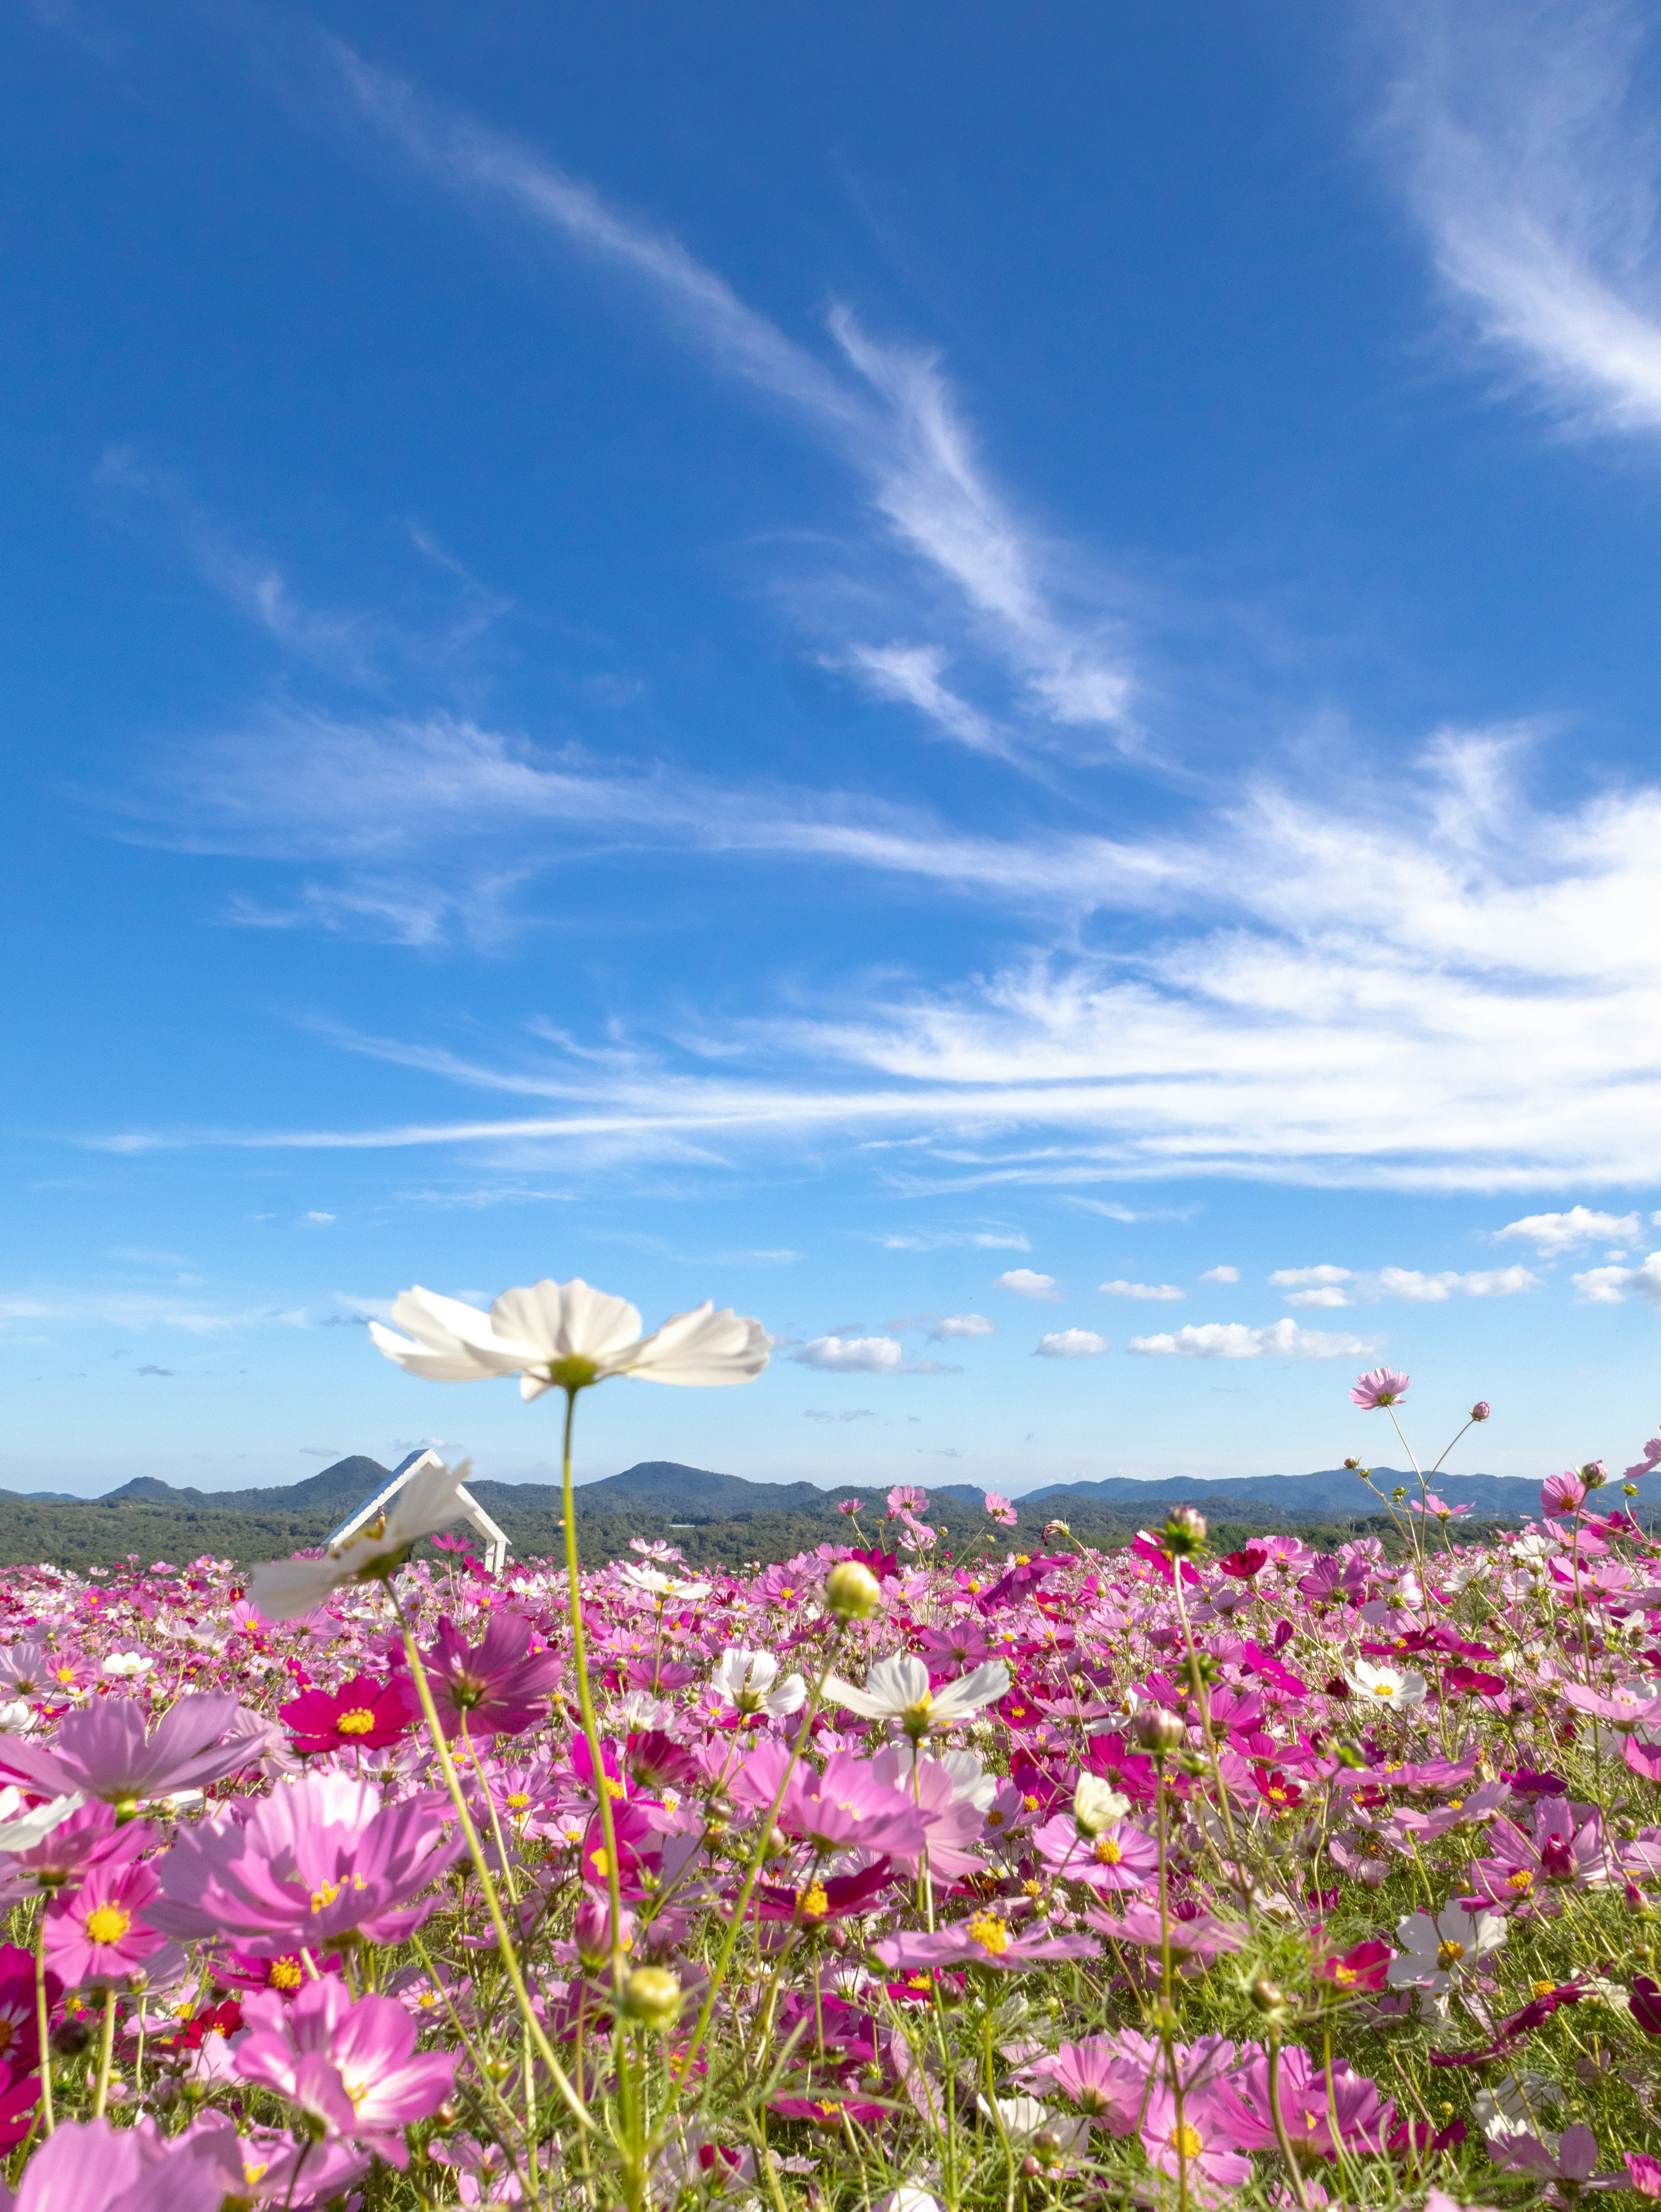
[327, 1449, 510, 1577]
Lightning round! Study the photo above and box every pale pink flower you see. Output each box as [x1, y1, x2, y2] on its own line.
[234, 1974, 453, 2167]
[0, 1695, 256, 1815]
[1350, 1367, 1410, 1409]
[983, 1492, 1018, 1527]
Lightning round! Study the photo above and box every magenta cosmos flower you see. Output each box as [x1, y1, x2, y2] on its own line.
[0, 2115, 245, 2212]
[43, 1860, 166, 1989]
[234, 1974, 454, 2168]
[1137, 2083, 1252, 2199]
[872, 1910, 1097, 1972]
[150, 1771, 461, 1954]
[0, 1694, 258, 1817]
[400, 1611, 562, 1739]
[281, 1674, 412, 1757]
[1350, 1367, 1410, 1410]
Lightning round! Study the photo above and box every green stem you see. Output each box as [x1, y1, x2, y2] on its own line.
[33, 1903, 52, 2137]
[91, 1988, 115, 2119]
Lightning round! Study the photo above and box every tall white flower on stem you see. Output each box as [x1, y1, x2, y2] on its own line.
[822, 1653, 1010, 1741]
[1346, 1659, 1428, 1713]
[371, 1273, 770, 2017]
[369, 1278, 770, 1398]
[709, 1649, 807, 1719]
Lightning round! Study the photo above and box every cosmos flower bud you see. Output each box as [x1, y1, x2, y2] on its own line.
[824, 1562, 882, 1620]
[620, 1965, 683, 2029]
[1471, 1402, 1491, 1422]
[1344, 1457, 1361, 1471]
[1161, 1505, 1207, 1556]
[1582, 1460, 1609, 1489]
[1042, 1520, 1071, 1542]
[1133, 1706, 1186, 1756]
[1250, 1976, 1288, 2022]
[1071, 1773, 1129, 1837]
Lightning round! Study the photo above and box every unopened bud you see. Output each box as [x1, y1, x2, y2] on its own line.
[1344, 1457, 1361, 1472]
[1020, 2155, 1042, 2180]
[1161, 1505, 1207, 1556]
[620, 1966, 683, 2029]
[1031, 2129, 1065, 2167]
[1582, 1460, 1609, 1490]
[1042, 1520, 1071, 1542]
[1471, 1401, 1491, 1423]
[1133, 1706, 1186, 1756]
[824, 1561, 882, 1620]
[1251, 1976, 1288, 2018]
[1072, 1773, 1129, 1837]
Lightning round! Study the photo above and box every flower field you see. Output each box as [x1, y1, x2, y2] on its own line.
[2, 1285, 1661, 2212]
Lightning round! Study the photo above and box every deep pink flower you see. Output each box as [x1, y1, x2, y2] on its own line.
[234, 1974, 454, 2167]
[43, 1860, 165, 1988]
[400, 1612, 562, 1739]
[1315, 1937, 1393, 1992]
[150, 1770, 461, 1953]
[578, 1799, 661, 1898]
[753, 1860, 898, 1923]
[0, 1694, 258, 1815]
[1629, 2154, 1661, 2198]
[1350, 1367, 1409, 1409]
[281, 1674, 412, 1757]
[1218, 1544, 1269, 1580]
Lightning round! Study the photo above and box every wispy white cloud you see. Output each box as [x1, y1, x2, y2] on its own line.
[0, 1292, 308, 1335]
[1127, 1320, 1377, 1360]
[322, 41, 1135, 760]
[871, 1229, 1031, 1252]
[87, 732, 1661, 1194]
[1200, 1265, 1239, 1284]
[789, 1333, 956, 1374]
[1386, 1, 1661, 437]
[1099, 1280, 1183, 1300]
[1271, 1261, 1539, 1307]
[930, 1314, 996, 1340]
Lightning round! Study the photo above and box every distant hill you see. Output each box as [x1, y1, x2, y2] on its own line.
[1009, 1466, 1630, 1518]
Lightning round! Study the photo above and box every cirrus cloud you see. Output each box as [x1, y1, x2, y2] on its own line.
[1099, 1279, 1183, 1300]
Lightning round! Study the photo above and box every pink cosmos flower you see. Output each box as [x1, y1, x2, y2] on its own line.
[0, 1694, 257, 1815]
[1020, 2033, 1157, 2133]
[1032, 1812, 1158, 1894]
[1541, 1471, 1587, 1518]
[0, 1798, 148, 1904]
[1088, 1900, 1244, 1971]
[1350, 1367, 1410, 1410]
[281, 1674, 411, 1757]
[42, 1860, 166, 1988]
[1137, 2083, 1251, 2199]
[400, 1612, 562, 1739]
[1215, 2045, 1395, 2158]
[983, 1492, 1018, 1527]
[872, 1910, 1097, 1971]
[150, 1770, 461, 1953]
[868, 1747, 989, 1876]
[234, 1974, 454, 2168]
[0, 2115, 247, 2212]
[1489, 2122, 1622, 2196]
[886, 1486, 930, 1517]
[731, 1743, 928, 1859]
[1629, 2154, 1661, 2198]
[836, 1498, 864, 1517]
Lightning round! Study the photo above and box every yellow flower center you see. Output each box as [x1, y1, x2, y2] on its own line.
[506, 1792, 530, 1809]
[967, 1911, 1010, 1955]
[269, 1958, 304, 1989]
[1170, 2123, 1204, 2158]
[85, 1905, 131, 1946]
[335, 1709, 376, 1736]
[1533, 1979, 1555, 2000]
[1095, 1837, 1123, 1865]
[310, 1879, 343, 1913]
[798, 1882, 830, 1918]
[602, 1776, 626, 1799]
[1332, 1965, 1357, 1987]
[1507, 1870, 1534, 1892]
[1436, 1940, 1465, 1969]
[589, 1849, 611, 1879]
[55, 1667, 74, 1683]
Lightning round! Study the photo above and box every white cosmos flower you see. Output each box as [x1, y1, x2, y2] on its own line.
[879, 1742, 999, 1812]
[620, 1564, 712, 1604]
[821, 1653, 1010, 1738]
[1387, 1903, 1507, 1993]
[369, 1277, 770, 1399]
[248, 1457, 471, 1623]
[709, 1649, 806, 1718]
[101, 1652, 154, 1679]
[1347, 1659, 1428, 1712]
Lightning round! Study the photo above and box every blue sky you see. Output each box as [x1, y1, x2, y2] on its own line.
[7, 0, 1661, 1498]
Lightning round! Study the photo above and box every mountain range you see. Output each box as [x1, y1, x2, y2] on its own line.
[7, 1455, 1636, 1523]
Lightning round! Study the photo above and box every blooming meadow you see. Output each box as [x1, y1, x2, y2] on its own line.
[1, 1287, 1660, 2212]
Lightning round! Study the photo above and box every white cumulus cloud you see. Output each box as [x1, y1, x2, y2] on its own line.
[1572, 1252, 1661, 1305]
[1034, 1328, 1109, 1359]
[996, 1268, 1061, 1300]
[790, 1334, 904, 1373]
[1099, 1280, 1183, 1300]
[1271, 1263, 1538, 1307]
[1496, 1206, 1643, 1254]
[1128, 1320, 1376, 1360]
[1200, 1265, 1239, 1284]
[930, 1313, 996, 1340]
